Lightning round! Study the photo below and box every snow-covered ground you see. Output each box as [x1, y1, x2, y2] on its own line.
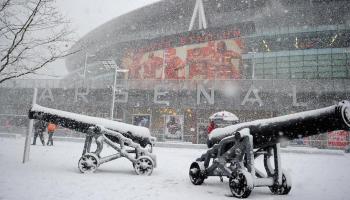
[0, 137, 349, 200]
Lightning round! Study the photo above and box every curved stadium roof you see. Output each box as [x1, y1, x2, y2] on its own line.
[66, 0, 350, 73]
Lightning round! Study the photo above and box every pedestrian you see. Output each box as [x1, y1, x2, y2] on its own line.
[206, 120, 217, 148]
[47, 122, 56, 146]
[32, 120, 47, 146]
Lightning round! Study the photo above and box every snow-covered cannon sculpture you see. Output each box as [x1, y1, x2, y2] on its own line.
[190, 101, 350, 198]
[28, 104, 157, 175]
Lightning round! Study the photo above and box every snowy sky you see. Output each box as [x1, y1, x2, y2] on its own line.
[33, 0, 161, 79]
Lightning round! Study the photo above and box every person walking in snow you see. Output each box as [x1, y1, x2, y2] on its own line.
[46, 122, 56, 146]
[32, 120, 47, 146]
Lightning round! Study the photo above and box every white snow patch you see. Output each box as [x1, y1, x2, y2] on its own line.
[1, 138, 350, 200]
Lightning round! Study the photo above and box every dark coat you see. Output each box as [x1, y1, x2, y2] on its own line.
[34, 120, 47, 132]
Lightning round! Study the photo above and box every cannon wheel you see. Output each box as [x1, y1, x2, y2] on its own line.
[78, 153, 100, 173]
[134, 156, 154, 176]
[269, 171, 292, 195]
[189, 162, 205, 185]
[229, 170, 253, 198]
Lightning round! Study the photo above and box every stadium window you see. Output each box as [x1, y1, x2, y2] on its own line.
[291, 66, 304, 79]
[318, 65, 331, 78]
[332, 53, 346, 60]
[254, 58, 264, 64]
[276, 73, 290, 79]
[290, 61, 304, 68]
[290, 55, 303, 62]
[264, 62, 276, 69]
[264, 57, 276, 63]
[332, 59, 346, 66]
[304, 60, 317, 66]
[277, 62, 289, 68]
[304, 55, 317, 61]
[318, 54, 331, 60]
[255, 63, 264, 71]
[332, 66, 347, 78]
[319, 59, 332, 66]
[264, 74, 275, 79]
[277, 56, 289, 63]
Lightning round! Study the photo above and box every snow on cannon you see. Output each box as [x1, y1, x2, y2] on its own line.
[28, 104, 157, 175]
[189, 101, 350, 198]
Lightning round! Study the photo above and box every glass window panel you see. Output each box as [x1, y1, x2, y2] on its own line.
[304, 60, 317, 66]
[290, 61, 304, 67]
[332, 54, 346, 60]
[290, 67, 304, 73]
[277, 56, 289, 62]
[318, 54, 331, 60]
[303, 66, 317, 72]
[304, 72, 317, 78]
[277, 62, 289, 68]
[264, 57, 276, 63]
[255, 74, 264, 79]
[277, 68, 289, 73]
[332, 71, 347, 78]
[291, 72, 304, 79]
[264, 68, 276, 75]
[318, 72, 331, 78]
[264, 74, 275, 79]
[264, 62, 276, 68]
[332, 65, 347, 71]
[318, 60, 332, 66]
[332, 59, 346, 65]
[304, 55, 317, 61]
[276, 73, 290, 79]
[254, 58, 264, 63]
[318, 66, 331, 72]
[290, 55, 303, 62]
[255, 63, 264, 69]
[255, 68, 264, 74]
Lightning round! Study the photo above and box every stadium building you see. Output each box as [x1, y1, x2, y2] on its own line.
[1, 0, 350, 148]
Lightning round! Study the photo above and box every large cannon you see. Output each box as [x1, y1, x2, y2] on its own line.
[190, 101, 350, 198]
[28, 104, 157, 175]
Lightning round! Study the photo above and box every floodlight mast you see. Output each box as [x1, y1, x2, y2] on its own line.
[188, 0, 207, 31]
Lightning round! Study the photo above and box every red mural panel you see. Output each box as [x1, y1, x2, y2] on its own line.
[328, 130, 349, 148]
[122, 38, 244, 80]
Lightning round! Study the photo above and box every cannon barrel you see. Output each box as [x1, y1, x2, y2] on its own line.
[28, 104, 154, 147]
[209, 101, 350, 149]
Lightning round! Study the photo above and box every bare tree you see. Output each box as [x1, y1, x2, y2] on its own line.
[0, 0, 76, 84]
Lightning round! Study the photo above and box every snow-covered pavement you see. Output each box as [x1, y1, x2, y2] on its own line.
[0, 137, 349, 200]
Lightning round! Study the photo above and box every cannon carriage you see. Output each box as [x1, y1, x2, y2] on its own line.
[190, 101, 350, 198]
[28, 104, 157, 175]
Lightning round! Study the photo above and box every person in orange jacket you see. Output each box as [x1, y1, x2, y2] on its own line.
[47, 122, 57, 146]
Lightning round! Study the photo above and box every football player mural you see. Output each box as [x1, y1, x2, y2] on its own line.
[122, 37, 244, 80]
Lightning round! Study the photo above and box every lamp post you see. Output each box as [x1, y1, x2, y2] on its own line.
[83, 53, 95, 79]
[102, 60, 128, 120]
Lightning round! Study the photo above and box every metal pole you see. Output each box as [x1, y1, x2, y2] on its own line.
[23, 88, 38, 163]
[252, 53, 255, 79]
[84, 52, 88, 78]
[110, 66, 118, 120]
[188, 0, 199, 31]
[199, 0, 207, 29]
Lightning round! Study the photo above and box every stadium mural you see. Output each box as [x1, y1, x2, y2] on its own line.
[121, 23, 254, 80]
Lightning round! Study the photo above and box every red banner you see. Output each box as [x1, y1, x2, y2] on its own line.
[328, 130, 349, 148]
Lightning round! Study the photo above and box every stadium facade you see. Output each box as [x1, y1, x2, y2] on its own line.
[1, 0, 350, 148]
